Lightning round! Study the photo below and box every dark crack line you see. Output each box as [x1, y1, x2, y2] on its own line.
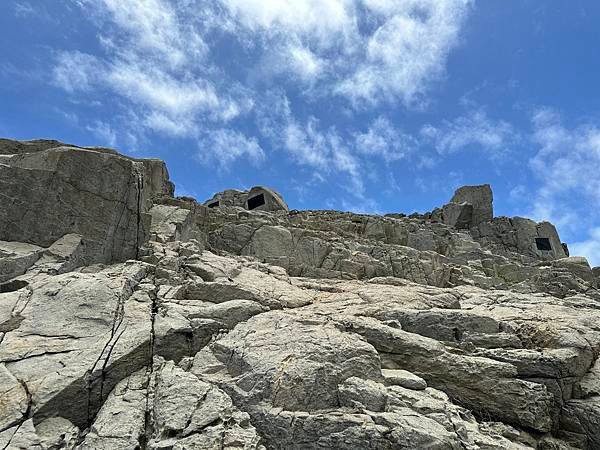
[98, 325, 127, 402]
[1, 349, 75, 364]
[135, 164, 144, 260]
[141, 271, 159, 450]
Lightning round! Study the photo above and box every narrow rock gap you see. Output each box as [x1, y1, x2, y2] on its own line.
[135, 164, 144, 260]
[140, 270, 159, 449]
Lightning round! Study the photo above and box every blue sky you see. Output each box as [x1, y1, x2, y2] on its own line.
[2, 1, 600, 265]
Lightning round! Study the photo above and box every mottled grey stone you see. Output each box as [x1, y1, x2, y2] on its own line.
[1, 138, 598, 449]
[0, 141, 173, 264]
[450, 184, 494, 226]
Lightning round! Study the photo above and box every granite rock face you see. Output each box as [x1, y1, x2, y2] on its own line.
[0, 139, 173, 266]
[1, 138, 599, 449]
[450, 184, 494, 227]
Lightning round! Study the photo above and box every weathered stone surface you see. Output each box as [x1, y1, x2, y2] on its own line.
[1, 418, 42, 449]
[0, 363, 29, 432]
[575, 358, 600, 399]
[204, 185, 288, 212]
[442, 201, 474, 229]
[561, 398, 600, 449]
[381, 369, 427, 390]
[36, 417, 79, 450]
[0, 262, 151, 428]
[0, 141, 173, 264]
[450, 184, 494, 226]
[79, 360, 263, 449]
[1, 139, 598, 449]
[197, 311, 383, 411]
[0, 241, 42, 283]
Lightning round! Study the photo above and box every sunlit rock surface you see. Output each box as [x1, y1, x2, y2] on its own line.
[1, 139, 598, 449]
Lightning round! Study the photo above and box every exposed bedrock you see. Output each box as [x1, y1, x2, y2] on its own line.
[0, 138, 599, 449]
[0, 139, 173, 266]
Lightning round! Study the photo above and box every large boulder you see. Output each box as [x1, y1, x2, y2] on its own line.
[0, 140, 173, 264]
[447, 184, 493, 227]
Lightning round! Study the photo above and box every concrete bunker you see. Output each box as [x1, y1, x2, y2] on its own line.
[244, 187, 287, 212]
[203, 186, 288, 212]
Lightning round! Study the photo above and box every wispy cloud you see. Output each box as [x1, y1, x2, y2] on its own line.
[53, 51, 102, 93]
[527, 107, 600, 230]
[220, 0, 472, 105]
[570, 228, 600, 267]
[86, 121, 117, 147]
[99, 0, 207, 67]
[255, 91, 424, 199]
[54, 0, 253, 148]
[52, 0, 474, 174]
[283, 116, 365, 196]
[355, 116, 417, 162]
[337, 0, 473, 106]
[13, 1, 35, 18]
[421, 108, 517, 155]
[197, 128, 265, 169]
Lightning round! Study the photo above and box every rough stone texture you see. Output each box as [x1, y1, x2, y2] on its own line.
[0, 241, 42, 283]
[381, 369, 428, 390]
[0, 138, 598, 449]
[0, 140, 173, 265]
[449, 184, 494, 226]
[204, 185, 288, 212]
[441, 201, 474, 229]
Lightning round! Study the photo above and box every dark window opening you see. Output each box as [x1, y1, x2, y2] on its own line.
[247, 193, 266, 210]
[207, 201, 220, 208]
[535, 237, 552, 252]
[0, 280, 29, 293]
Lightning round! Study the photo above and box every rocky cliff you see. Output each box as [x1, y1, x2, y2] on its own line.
[0, 139, 599, 450]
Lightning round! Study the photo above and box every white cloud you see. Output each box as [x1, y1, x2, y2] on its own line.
[421, 109, 516, 155]
[143, 112, 196, 138]
[355, 116, 416, 161]
[284, 44, 325, 82]
[106, 63, 220, 117]
[14, 2, 35, 17]
[509, 185, 527, 202]
[52, 51, 102, 93]
[218, 0, 472, 103]
[82, 0, 207, 67]
[54, 0, 252, 145]
[284, 119, 331, 169]
[336, 0, 472, 105]
[340, 196, 381, 214]
[570, 228, 600, 267]
[197, 129, 265, 168]
[527, 107, 600, 229]
[218, 0, 355, 85]
[519, 107, 600, 269]
[281, 115, 365, 196]
[53, 0, 474, 168]
[219, 0, 356, 44]
[86, 121, 117, 147]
